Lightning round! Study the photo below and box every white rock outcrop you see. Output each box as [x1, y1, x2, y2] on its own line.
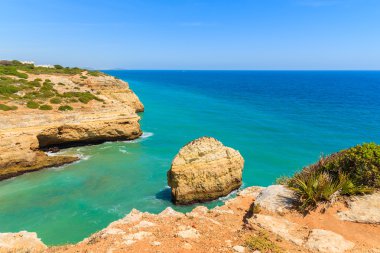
[305, 229, 355, 253]
[0, 231, 47, 253]
[254, 185, 296, 213]
[338, 192, 380, 224]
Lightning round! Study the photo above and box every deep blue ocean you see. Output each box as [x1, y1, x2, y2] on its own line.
[0, 71, 379, 245]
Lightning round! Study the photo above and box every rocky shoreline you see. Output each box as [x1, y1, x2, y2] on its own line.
[2, 185, 379, 253]
[0, 64, 144, 180]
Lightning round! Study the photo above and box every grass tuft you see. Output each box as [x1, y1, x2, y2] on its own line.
[245, 230, 282, 253]
[285, 143, 379, 211]
[0, 104, 18, 111]
[39, 104, 53, 110]
[50, 97, 62, 104]
[58, 105, 73, 111]
[26, 101, 40, 109]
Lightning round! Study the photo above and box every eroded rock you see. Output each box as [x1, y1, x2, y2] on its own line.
[248, 214, 305, 246]
[237, 186, 265, 198]
[158, 207, 185, 218]
[0, 231, 47, 253]
[176, 227, 200, 239]
[338, 192, 380, 224]
[167, 137, 244, 204]
[233, 245, 245, 252]
[305, 229, 355, 253]
[254, 185, 296, 213]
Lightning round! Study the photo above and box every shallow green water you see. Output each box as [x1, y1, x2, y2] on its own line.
[0, 71, 379, 245]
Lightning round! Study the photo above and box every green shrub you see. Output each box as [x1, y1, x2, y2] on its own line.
[0, 104, 17, 111]
[286, 143, 379, 211]
[320, 143, 380, 188]
[289, 170, 349, 211]
[58, 105, 73, 111]
[26, 101, 40, 109]
[88, 71, 102, 76]
[40, 90, 56, 98]
[0, 84, 20, 95]
[50, 97, 62, 104]
[39, 104, 53, 110]
[61, 91, 102, 104]
[28, 80, 41, 87]
[0, 66, 28, 79]
[54, 65, 63, 69]
[80, 75, 88, 79]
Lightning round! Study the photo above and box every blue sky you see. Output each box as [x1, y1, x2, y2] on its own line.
[0, 0, 379, 70]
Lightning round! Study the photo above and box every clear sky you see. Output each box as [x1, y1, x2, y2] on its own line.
[1, 0, 379, 70]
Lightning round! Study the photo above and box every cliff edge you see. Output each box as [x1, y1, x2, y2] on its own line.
[0, 60, 144, 180]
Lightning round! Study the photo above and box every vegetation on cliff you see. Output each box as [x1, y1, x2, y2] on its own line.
[282, 143, 380, 211]
[0, 60, 105, 111]
[0, 60, 102, 77]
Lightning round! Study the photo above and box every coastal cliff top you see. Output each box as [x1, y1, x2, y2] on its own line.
[0, 60, 144, 180]
[0, 60, 144, 129]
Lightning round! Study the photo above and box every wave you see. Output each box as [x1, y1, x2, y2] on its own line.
[218, 188, 239, 202]
[124, 131, 154, 143]
[77, 154, 91, 161]
[118, 148, 128, 154]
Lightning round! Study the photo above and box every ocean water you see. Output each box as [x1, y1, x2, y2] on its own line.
[0, 71, 379, 245]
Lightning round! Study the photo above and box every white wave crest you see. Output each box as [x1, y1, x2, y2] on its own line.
[77, 154, 91, 161]
[124, 131, 154, 143]
[119, 148, 128, 154]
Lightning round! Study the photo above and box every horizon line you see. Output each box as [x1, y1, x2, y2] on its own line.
[100, 69, 380, 71]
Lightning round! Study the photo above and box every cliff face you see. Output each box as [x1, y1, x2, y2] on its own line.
[0, 64, 144, 180]
[167, 137, 244, 204]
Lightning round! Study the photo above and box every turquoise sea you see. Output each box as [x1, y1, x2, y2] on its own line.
[0, 71, 379, 245]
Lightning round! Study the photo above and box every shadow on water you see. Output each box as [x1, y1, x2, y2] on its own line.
[155, 187, 172, 202]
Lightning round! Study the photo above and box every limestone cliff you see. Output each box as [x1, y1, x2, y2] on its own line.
[167, 137, 244, 204]
[0, 62, 144, 180]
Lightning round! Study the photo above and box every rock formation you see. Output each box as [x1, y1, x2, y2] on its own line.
[0, 231, 47, 253]
[167, 137, 244, 204]
[2, 186, 380, 252]
[337, 192, 380, 224]
[0, 67, 144, 180]
[254, 185, 296, 213]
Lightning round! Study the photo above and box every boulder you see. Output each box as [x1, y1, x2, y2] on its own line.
[167, 137, 244, 204]
[248, 214, 305, 246]
[337, 192, 380, 224]
[254, 185, 296, 213]
[305, 229, 355, 253]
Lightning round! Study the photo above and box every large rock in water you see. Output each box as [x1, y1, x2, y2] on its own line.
[167, 137, 244, 204]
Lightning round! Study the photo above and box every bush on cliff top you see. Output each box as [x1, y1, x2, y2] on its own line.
[39, 104, 53, 110]
[58, 105, 73, 111]
[50, 97, 62, 104]
[0, 104, 18, 111]
[26, 101, 40, 109]
[0, 66, 28, 79]
[285, 143, 380, 211]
